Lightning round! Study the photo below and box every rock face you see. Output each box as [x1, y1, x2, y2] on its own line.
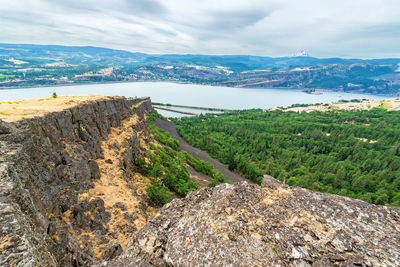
[109, 175, 400, 267]
[0, 96, 153, 266]
[2, 96, 400, 267]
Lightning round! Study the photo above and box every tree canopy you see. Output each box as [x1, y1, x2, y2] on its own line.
[174, 108, 400, 206]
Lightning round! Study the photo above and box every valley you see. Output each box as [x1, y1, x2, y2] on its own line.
[0, 94, 399, 266]
[174, 104, 400, 206]
[1, 43, 400, 95]
[2, 0, 400, 265]
[154, 118, 247, 184]
[0, 81, 387, 118]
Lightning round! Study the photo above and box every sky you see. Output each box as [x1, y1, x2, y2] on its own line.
[0, 0, 399, 58]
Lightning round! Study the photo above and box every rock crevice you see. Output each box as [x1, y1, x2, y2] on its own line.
[109, 175, 400, 267]
[0, 96, 153, 266]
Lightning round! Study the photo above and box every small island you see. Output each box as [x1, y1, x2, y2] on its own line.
[303, 89, 322, 95]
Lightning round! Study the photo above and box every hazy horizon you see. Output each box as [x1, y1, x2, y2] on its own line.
[1, 0, 400, 59]
[2, 42, 400, 60]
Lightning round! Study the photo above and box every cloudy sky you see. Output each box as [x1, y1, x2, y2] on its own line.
[0, 0, 399, 58]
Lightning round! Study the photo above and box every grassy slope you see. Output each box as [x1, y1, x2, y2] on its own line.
[136, 111, 231, 206]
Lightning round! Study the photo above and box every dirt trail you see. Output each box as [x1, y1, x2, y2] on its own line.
[155, 119, 249, 184]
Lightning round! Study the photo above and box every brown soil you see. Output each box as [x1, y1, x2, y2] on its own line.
[77, 102, 148, 258]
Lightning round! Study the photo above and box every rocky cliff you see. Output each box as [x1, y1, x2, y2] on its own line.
[107, 175, 400, 267]
[2, 96, 400, 267]
[0, 96, 153, 266]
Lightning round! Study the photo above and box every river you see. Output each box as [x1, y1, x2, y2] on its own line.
[0, 82, 387, 117]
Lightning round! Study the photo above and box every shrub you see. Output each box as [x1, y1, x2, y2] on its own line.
[146, 180, 171, 207]
[135, 158, 150, 174]
[208, 171, 232, 187]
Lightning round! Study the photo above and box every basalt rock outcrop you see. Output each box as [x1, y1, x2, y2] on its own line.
[2, 96, 400, 267]
[0, 96, 153, 266]
[108, 175, 400, 267]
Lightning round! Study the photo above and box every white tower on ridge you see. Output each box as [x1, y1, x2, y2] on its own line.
[294, 50, 309, 57]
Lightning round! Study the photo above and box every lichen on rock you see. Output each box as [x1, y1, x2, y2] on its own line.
[107, 175, 400, 267]
[0, 96, 153, 266]
[2, 96, 400, 267]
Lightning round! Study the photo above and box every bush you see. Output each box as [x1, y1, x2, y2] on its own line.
[208, 171, 232, 187]
[135, 158, 150, 174]
[148, 123, 180, 151]
[143, 110, 232, 207]
[146, 180, 171, 207]
[175, 107, 400, 206]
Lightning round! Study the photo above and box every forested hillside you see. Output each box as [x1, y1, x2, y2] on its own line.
[136, 112, 230, 206]
[174, 108, 400, 206]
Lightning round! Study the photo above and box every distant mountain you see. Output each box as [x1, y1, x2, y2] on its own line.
[0, 43, 148, 64]
[0, 43, 399, 95]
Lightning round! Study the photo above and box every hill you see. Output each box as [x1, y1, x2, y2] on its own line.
[0, 43, 400, 95]
[0, 96, 155, 265]
[1, 96, 399, 266]
[0, 95, 231, 265]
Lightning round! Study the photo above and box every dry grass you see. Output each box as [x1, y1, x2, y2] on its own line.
[278, 98, 400, 113]
[76, 106, 149, 257]
[0, 95, 122, 122]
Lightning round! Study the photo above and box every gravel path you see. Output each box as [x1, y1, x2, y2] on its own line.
[155, 119, 249, 184]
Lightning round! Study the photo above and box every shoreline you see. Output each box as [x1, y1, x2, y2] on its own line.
[153, 103, 233, 112]
[0, 80, 192, 91]
[0, 80, 398, 97]
[154, 106, 200, 116]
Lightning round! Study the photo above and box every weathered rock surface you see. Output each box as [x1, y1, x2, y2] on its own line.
[2, 95, 400, 267]
[0, 96, 153, 266]
[107, 175, 400, 267]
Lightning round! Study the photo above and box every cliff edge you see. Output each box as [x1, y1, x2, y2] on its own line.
[1, 96, 400, 267]
[0, 96, 153, 266]
[109, 175, 400, 266]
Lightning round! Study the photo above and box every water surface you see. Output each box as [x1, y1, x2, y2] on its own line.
[0, 82, 387, 117]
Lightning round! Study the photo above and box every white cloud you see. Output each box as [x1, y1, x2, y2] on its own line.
[0, 0, 399, 58]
